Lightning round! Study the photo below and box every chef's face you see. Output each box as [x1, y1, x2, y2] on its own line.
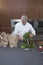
[22, 18, 27, 25]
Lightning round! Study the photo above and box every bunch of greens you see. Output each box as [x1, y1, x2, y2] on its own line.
[19, 32, 35, 48]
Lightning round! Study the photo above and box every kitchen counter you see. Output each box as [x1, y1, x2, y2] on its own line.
[0, 46, 43, 65]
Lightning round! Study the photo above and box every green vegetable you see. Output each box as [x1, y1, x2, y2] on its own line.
[19, 32, 35, 48]
[23, 32, 30, 40]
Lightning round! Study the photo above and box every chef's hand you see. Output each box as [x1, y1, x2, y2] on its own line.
[29, 34, 34, 37]
[18, 35, 23, 40]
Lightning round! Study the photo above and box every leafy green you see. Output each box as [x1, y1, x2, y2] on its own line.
[19, 32, 35, 48]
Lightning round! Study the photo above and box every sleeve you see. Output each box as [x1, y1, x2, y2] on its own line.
[14, 24, 19, 35]
[11, 24, 19, 36]
[29, 25, 36, 36]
